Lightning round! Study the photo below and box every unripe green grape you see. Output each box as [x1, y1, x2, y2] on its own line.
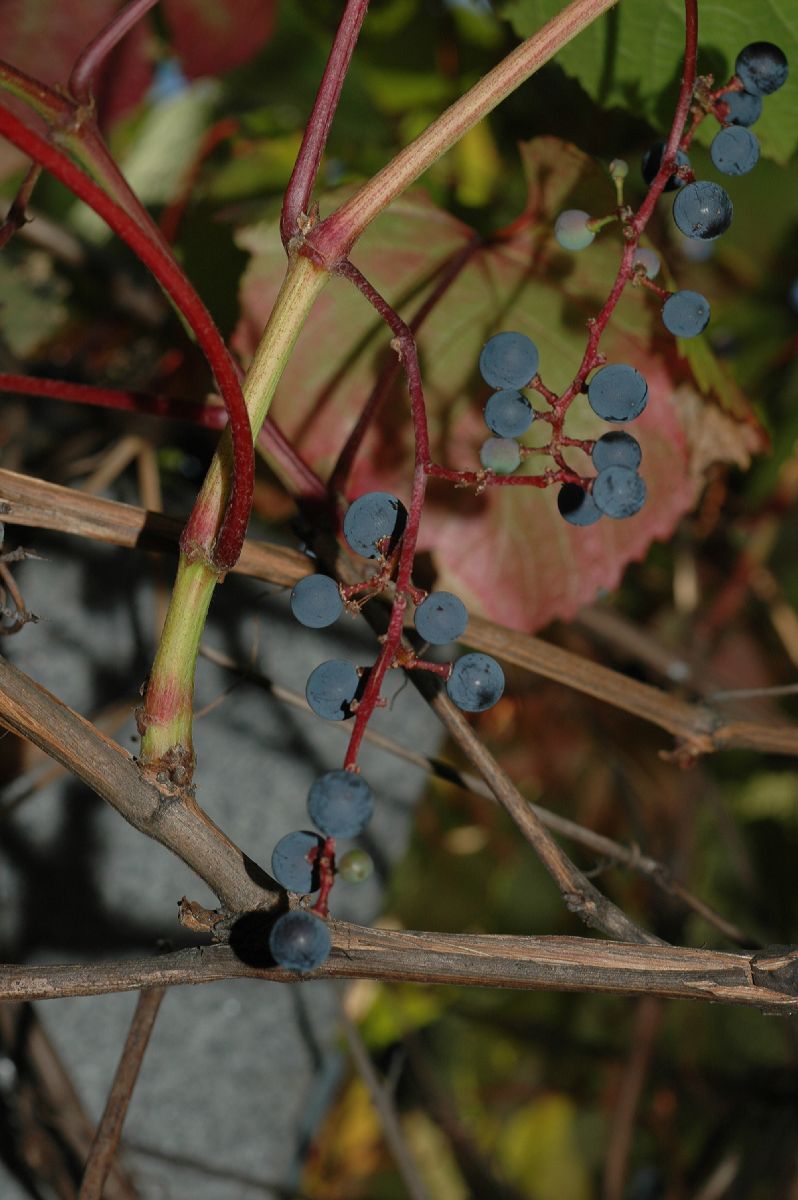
[554, 209, 595, 251]
[338, 848, 374, 883]
[479, 437, 521, 475]
[609, 158, 629, 180]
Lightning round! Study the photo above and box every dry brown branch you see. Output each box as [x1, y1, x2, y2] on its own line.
[3, 467, 796, 759]
[405, 1031, 527, 1200]
[338, 995, 431, 1200]
[1, 931, 796, 1011]
[0, 1002, 142, 1200]
[426, 683, 662, 945]
[603, 996, 662, 1200]
[0, 467, 306, 587]
[0, 653, 281, 914]
[79, 988, 165, 1200]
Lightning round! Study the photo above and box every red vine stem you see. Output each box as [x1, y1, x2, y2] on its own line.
[334, 260, 433, 769]
[69, 0, 161, 107]
[329, 235, 481, 495]
[280, 0, 371, 249]
[310, 838, 337, 917]
[0, 105, 254, 570]
[0, 373, 327, 504]
[540, 0, 699, 444]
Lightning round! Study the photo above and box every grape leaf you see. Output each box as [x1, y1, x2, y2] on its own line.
[0, 0, 276, 130]
[162, 0, 277, 80]
[233, 138, 762, 631]
[500, 0, 798, 164]
[0, 0, 149, 124]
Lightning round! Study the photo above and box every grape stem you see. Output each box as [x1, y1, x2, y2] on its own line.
[68, 0, 160, 107]
[280, 0, 371, 250]
[310, 838, 337, 918]
[0, 162, 41, 249]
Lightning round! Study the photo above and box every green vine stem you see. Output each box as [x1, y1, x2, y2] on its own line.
[139, 255, 327, 771]
[138, 0, 622, 775]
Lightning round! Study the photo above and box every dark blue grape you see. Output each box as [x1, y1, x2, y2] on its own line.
[557, 483, 602, 527]
[479, 332, 540, 390]
[269, 910, 331, 973]
[343, 492, 407, 559]
[735, 42, 788, 96]
[587, 364, 648, 423]
[414, 591, 468, 644]
[308, 769, 374, 837]
[710, 126, 760, 176]
[673, 181, 732, 240]
[305, 660, 360, 721]
[592, 466, 646, 519]
[641, 142, 691, 191]
[271, 830, 324, 893]
[662, 290, 710, 338]
[446, 653, 504, 713]
[591, 431, 642, 473]
[722, 89, 762, 126]
[290, 574, 343, 629]
[483, 389, 533, 438]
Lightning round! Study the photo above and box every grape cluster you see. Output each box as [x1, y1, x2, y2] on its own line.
[704, 43, 787, 181]
[559, 369, 647, 525]
[661, 41, 787, 339]
[475, 325, 648, 525]
[273, 488, 505, 971]
[291, 490, 497, 717]
[268, 766, 377, 973]
[478, 332, 539, 475]
[671, 44, 787, 237]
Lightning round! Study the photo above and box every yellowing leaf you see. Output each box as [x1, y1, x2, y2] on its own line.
[496, 1094, 591, 1200]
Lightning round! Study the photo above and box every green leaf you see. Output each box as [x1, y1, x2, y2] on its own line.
[500, 0, 798, 164]
[70, 81, 219, 241]
[0, 249, 70, 357]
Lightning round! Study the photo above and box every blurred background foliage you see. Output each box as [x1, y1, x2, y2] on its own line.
[2, 0, 798, 1196]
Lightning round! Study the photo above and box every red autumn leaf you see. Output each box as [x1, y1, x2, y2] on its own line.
[162, 0, 278, 80]
[0, 0, 149, 123]
[0, 0, 277, 135]
[233, 137, 763, 632]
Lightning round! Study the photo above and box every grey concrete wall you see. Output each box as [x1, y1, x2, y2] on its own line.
[0, 527, 442, 1197]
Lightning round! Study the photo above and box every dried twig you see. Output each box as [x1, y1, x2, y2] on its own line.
[79, 987, 165, 1200]
[0, 1002, 142, 1200]
[338, 995, 431, 1200]
[603, 997, 662, 1200]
